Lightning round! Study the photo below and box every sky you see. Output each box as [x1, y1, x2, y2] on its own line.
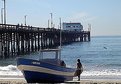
[0, 0, 121, 36]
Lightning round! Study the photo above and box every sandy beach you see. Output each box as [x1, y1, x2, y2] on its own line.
[0, 76, 121, 84]
[0, 78, 26, 84]
[0, 76, 26, 84]
[0, 79, 121, 84]
[79, 79, 121, 84]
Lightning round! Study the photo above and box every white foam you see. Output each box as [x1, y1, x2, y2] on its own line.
[81, 69, 121, 76]
[0, 65, 23, 76]
[1, 65, 121, 77]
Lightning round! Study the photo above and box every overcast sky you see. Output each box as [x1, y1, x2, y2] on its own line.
[0, 0, 121, 36]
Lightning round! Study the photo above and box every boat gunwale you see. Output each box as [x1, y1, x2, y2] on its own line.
[17, 57, 76, 70]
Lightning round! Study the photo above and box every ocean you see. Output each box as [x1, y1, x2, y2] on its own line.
[0, 36, 121, 79]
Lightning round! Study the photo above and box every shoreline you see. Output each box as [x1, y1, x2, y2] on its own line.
[0, 76, 121, 84]
[0, 79, 121, 84]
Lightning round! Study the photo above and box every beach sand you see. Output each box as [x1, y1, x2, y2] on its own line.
[0, 76, 26, 84]
[0, 79, 26, 84]
[74, 80, 121, 84]
[0, 78, 121, 84]
[0, 80, 121, 84]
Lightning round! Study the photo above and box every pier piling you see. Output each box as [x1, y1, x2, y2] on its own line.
[0, 24, 90, 59]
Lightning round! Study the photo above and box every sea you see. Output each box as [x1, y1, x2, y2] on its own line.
[0, 36, 121, 80]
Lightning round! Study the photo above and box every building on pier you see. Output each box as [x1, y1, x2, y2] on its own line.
[62, 22, 83, 32]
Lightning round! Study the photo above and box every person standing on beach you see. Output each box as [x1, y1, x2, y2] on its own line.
[76, 59, 83, 81]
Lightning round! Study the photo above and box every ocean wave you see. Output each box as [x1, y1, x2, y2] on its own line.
[106, 64, 121, 67]
[96, 64, 121, 68]
[0, 65, 17, 71]
[0, 65, 22, 76]
[1, 65, 121, 77]
[82, 69, 121, 76]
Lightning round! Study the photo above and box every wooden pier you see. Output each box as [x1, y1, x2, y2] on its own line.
[0, 24, 90, 59]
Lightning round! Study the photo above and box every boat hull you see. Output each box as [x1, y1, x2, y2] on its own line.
[23, 71, 72, 83]
[17, 58, 75, 83]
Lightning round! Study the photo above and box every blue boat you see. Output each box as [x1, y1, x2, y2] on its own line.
[17, 49, 76, 83]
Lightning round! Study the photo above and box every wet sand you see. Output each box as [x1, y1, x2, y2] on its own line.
[0, 75, 26, 84]
[0, 76, 121, 84]
[0, 79, 26, 84]
[0, 79, 121, 84]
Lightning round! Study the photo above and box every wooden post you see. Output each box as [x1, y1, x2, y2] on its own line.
[31, 33, 34, 52]
[40, 33, 43, 49]
[38, 32, 40, 51]
[88, 31, 90, 41]
[28, 33, 30, 53]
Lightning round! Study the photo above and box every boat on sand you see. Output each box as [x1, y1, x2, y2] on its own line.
[17, 49, 76, 83]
